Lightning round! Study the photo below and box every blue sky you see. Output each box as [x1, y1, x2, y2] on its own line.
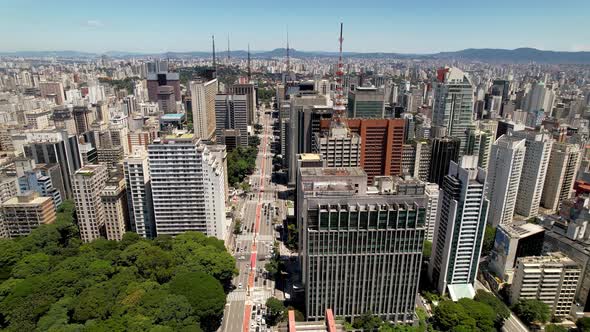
[2, 0, 590, 53]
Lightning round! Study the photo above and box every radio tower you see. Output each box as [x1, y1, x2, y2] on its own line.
[333, 22, 346, 126]
[247, 43, 251, 82]
[212, 35, 217, 78]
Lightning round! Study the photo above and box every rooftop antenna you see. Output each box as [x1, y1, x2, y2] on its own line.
[247, 43, 251, 82]
[227, 34, 230, 62]
[212, 35, 217, 79]
[286, 27, 290, 81]
[332, 23, 346, 127]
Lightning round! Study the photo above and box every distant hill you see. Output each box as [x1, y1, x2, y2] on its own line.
[434, 48, 590, 64]
[2, 48, 590, 64]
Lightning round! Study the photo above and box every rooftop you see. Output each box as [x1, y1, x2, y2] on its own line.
[300, 167, 366, 178]
[160, 113, 185, 121]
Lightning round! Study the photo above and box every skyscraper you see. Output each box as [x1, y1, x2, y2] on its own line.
[215, 94, 248, 146]
[429, 156, 488, 300]
[320, 118, 406, 183]
[100, 177, 128, 242]
[486, 135, 526, 227]
[542, 142, 582, 211]
[513, 130, 553, 218]
[347, 86, 385, 118]
[298, 167, 426, 322]
[124, 147, 155, 238]
[190, 79, 218, 141]
[432, 67, 475, 155]
[428, 137, 460, 186]
[424, 183, 440, 242]
[313, 125, 361, 168]
[72, 164, 108, 243]
[148, 133, 226, 239]
[230, 83, 257, 125]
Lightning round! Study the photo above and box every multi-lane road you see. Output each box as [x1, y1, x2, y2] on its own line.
[220, 109, 282, 332]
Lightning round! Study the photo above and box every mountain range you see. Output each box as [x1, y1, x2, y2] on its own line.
[2, 48, 590, 64]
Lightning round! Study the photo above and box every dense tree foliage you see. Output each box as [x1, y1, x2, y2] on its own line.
[265, 297, 285, 326]
[432, 295, 506, 332]
[482, 225, 496, 257]
[512, 299, 551, 325]
[257, 87, 275, 102]
[422, 241, 432, 260]
[473, 290, 511, 327]
[545, 324, 568, 332]
[98, 77, 139, 94]
[578, 317, 590, 331]
[0, 201, 237, 332]
[227, 145, 258, 186]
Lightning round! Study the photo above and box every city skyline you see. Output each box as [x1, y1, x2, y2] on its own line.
[2, 0, 590, 54]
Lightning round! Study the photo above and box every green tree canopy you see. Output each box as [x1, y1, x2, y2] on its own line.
[577, 317, 590, 331]
[512, 299, 551, 325]
[0, 204, 233, 332]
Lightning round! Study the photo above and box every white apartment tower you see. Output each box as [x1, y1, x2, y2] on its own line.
[72, 165, 108, 243]
[124, 147, 155, 238]
[148, 133, 226, 239]
[432, 67, 475, 155]
[542, 142, 582, 211]
[511, 253, 581, 318]
[486, 135, 526, 227]
[429, 156, 489, 300]
[424, 183, 440, 242]
[313, 125, 361, 168]
[513, 130, 553, 218]
[190, 79, 218, 141]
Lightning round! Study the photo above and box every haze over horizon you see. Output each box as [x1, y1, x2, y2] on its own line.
[3, 0, 590, 54]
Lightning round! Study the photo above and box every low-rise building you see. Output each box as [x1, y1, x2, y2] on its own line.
[0, 191, 56, 238]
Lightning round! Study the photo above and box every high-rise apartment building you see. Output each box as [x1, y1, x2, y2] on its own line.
[428, 137, 460, 186]
[513, 130, 553, 218]
[413, 140, 431, 182]
[429, 156, 488, 300]
[432, 67, 475, 155]
[320, 118, 405, 183]
[72, 164, 108, 243]
[100, 177, 128, 241]
[298, 167, 426, 322]
[486, 135, 526, 227]
[347, 86, 385, 118]
[542, 142, 582, 211]
[510, 253, 581, 318]
[230, 83, 257, 124]
[0, 191, 56, 238]
[20, 130, 81, 199]
[148, 134, 226, 239]
[147, 72, 181, 102]
[215, 94, 248, 146]
[124, 147, 155, 238]
[156, 85, 177, 114]
[191, 79, 218, 141]
[39, 81, 65, 105]
[313, 125, 361, 167]
[424, 183, 440, 242]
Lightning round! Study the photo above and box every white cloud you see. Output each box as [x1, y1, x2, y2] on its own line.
[85, 20, 103, 27]
[572, 44, 590, 52]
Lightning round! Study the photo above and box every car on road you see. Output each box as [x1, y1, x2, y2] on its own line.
[238, 283, 243, 289]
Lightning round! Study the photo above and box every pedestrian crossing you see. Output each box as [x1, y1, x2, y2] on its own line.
[236, 234, 274, 242]
[227, 290, 247, 302]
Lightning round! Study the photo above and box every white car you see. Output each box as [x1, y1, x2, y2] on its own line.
[238, 283, 243, 289]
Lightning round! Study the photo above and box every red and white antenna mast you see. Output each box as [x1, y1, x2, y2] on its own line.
[333, 22, 346, 124]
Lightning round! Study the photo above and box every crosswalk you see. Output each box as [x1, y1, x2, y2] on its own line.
[237, 234, 274, 242]
[227, 290, 247, 302]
